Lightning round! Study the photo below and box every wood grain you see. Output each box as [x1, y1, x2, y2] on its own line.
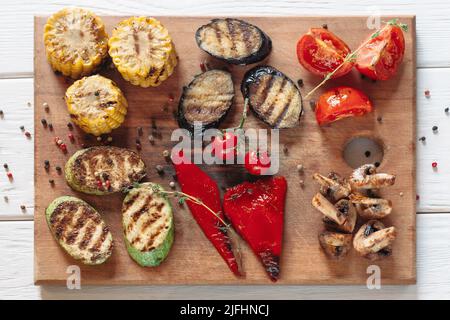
[34, 16, 416, 285]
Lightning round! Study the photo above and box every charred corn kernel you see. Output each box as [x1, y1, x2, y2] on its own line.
[65, 75, 128, 136]
[43, 8, 109, 79]
[108, 17, 177, 87]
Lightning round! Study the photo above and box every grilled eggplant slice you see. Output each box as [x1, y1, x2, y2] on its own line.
[122, 183, 174, 267]
[178, 69, 234, 133]
[65, 146, 146, 195]
[195, 18, 272, 65]
[46, 196, 113, 265]
[241, 66, 303, 128]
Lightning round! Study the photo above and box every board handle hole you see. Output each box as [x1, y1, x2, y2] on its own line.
[343, 136, 384, 169]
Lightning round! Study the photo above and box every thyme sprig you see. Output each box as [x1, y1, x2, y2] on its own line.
[151, 184, 232, 229]
[304, 19, 408, 99]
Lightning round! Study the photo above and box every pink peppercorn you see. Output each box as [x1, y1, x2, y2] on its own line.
[432, 162, 438, 168]
[7, 172, 13, 179]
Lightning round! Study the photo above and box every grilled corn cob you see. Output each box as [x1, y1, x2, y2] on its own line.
[43, 7, 109, 79]
[108, 17, 177, 87]
[65, 75, 128, 136]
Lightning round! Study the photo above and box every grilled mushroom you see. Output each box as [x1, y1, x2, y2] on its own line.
[313, 172, 351, 202]
[353, 220, 396, 260]
[350, 164, 396, 190]
[312, 193, 356, 233]
[319, 231, 352, 259]
[195, 18, 272, 65]
[349, 193, 393, 219]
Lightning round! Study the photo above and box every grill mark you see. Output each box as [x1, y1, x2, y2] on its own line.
[226, 19, 238, 55]
[240, 23, 254, 55]
[78, 221, 96, 250]
[253, 75, 274, 112]
[273, 84, 296, 128]
[122, 191, 140, 213]
[89, 225, 110, 254]
[143, 223, 166, 251]
[130, 194, 152, 222]
[211, 23, 224, 55]
[65, 209, 89, 245]
[263, 78, 287, 120]
[133, 31, 140, 55]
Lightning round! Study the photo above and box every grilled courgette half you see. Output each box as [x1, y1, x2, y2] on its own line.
[65, 146, 146, 195]
[65, 75, 128, 136]
[43, 8, 109, 79]
[122, 183, 174, 267]
[195, 18, 272, 65]
[46, 196, 113, 265]
[241, 65, 303, 128]
[177, 69, 234, 133]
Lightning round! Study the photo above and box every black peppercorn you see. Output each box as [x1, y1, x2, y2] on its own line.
[432, 125, 438, 132]
[20, 126, 24, 131]
[419, 136, 426, 142]
[365, 151, 371, 157]
[297, 79, 304, 87]
[3, 163, 8, 169]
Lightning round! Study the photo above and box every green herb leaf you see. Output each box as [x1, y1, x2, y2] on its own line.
[178, 196, 187, 204]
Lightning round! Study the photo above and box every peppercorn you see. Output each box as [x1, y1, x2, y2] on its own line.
[432, 161, 438, 168]
[365, 150, 371, 158]
[419, 136, 426, 142]
[155, 165, 164, 175]
[44, 160, 50, 170]
[94, 91, 100, 97]
[135, 138, 141, 144]
[48, 123, 53, 130]
[7, 172, 13, 179]
[416, 194, 420, 201]
[67, 122, 73, 130]
[20, 126, 24, 131]
[297, 79, 304, 87]
[55, 166, 62, 173]
[0, 110, 3, 116]
[322, 23, 328, 29]
[41, 119, 47, 126]
[424, 90, 431, 98]
[377, 116, 382, 122]
[25, 131, 31, 138]
[20, 205, 26, 211]
[283, 145, 288, 155]
[3, 163, 8, 169]
[309, 100, 316, 110]
[374, 162, 380, 167]
[445, 107, 449, 113]
[49, 179, 54, 185]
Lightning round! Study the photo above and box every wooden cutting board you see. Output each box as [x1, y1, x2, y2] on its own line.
[34, 16, 416, 285]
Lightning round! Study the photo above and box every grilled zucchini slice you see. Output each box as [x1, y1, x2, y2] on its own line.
[108, 17, 178, 87]
[178, 69, 234, 133]
[195, 18, 272, 65]
[43, 8, 109, 79]
[65, 146, 146, 195]
[241, 65, 303, 128]
[46, 196, 113, 265]
[122, 183, 174, 267]
[65, 75, 128, 136]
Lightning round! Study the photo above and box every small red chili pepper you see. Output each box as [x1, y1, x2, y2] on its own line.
[212, 132, 238, 161]
[244, 150, 272, 175]
[432, 162, 438, 168]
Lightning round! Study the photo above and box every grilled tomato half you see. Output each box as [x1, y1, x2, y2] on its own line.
[315, 86, 373, 125]
[355, 24, 405, 80]
[296, 28, 353, 78]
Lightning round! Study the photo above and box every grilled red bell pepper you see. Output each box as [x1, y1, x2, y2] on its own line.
[223, 176, 287, 281]
[174, 161, 242, 276]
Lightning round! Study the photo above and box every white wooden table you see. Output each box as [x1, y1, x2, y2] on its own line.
[1, 0, 450, 300]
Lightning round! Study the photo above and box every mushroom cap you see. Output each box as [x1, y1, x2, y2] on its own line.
[350, 193, 393, 219]
[313, 172, 351, 202]
[350, 164, 396, 190]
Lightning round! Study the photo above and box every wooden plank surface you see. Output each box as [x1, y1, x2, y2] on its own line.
[3, 214, 449, 299]
[34, 15, 416, 285]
